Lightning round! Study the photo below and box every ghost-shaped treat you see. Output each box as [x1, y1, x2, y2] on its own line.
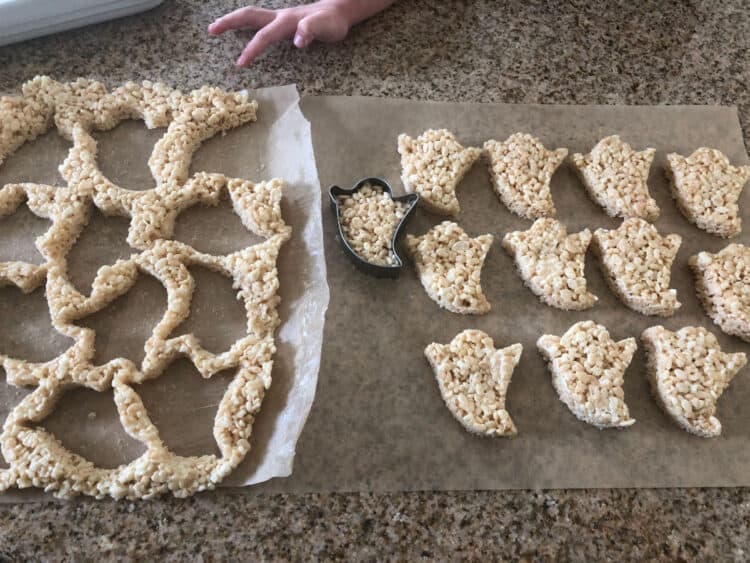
[398, 129, 482, 216]
[537, 320, 637, 429]
[425, 329, 522, 436]
[483, 132, 567, 220]
[572, 135, 659, 221]
[666, 147, 750, 238]
[503, 218, 597, 310]
[642, 325, 746, 437]
[690, 244, 750, 341]
[406, 221, 493, 314]
[592, 218, 682, 317]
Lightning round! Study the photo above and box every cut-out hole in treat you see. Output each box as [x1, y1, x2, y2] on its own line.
[0, 286, 74, 363]
[172, 266, 248, 354]
[0, 204, 51, 264]
[173, 197, 263, 255]
[189, 125, 260, 180]
[137, 359, 234, 458]
[92, 120, 164, 191]
[37, 387, 146, 469]
[65, 207, 134, 294]
[0, 130, 71, 187]
[77, 272, 166, 368]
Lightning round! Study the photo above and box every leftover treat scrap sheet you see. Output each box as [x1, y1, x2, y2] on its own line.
[258, 96, 750, 492]
[0, 84, 328, 500]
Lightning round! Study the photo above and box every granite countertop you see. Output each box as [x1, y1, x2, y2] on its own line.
[1, 0, 749, 559]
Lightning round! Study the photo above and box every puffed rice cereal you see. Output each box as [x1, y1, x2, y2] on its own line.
[690, 244, 750, 342]
[336, 183, 409, 266]
[641, 325, 746, 437]
[0, 76, 291, 499]
[425, 329, 521, 436]
[502, 218, 597, 310]
[398, 129, 482, 216]
[537, 321, 637, 429]
[483, 132, 567, 219]
[572, 135, 659, 221]
[666, 147, 750, 238]
[406, 221, 492, 314]
[592, 218, 681, 316]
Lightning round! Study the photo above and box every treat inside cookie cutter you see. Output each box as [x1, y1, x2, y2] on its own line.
[329, 177, 418, 278]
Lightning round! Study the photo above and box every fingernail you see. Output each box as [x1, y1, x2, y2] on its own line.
[294, 32, 310, 48]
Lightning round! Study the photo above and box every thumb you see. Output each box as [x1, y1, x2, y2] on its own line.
[293, 10, 349, 48]
[293, 21, 314, 48]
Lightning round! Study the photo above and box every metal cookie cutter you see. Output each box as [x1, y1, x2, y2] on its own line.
[329, 177, 419, 278]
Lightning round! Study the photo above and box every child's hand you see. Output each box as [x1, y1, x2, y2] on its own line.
[208, 0, 395, 67]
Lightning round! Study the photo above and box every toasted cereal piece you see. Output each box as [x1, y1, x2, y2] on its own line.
[537, 321, 637, 429]
[502, 218, 597, 310]
[592, 218, 682, 316]
[665, 148, 750, 238]
[397, 129, 482, 216]
[572, 135, 659, 221]
[483, 133, 567, 219]
[336, 183, 409, 266]
[690, 244, 750, 342]
[406, 221, 492, 314]
[641, 325, 746, 437]
[425, 329, 522, 436]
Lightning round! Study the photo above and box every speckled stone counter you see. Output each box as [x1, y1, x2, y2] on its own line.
[1, 0, 749, 559]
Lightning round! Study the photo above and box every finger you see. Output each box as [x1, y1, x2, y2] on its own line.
[208, 6, 275, 35]
[236, 18, 295, 66]
[294, 10, 349, 48]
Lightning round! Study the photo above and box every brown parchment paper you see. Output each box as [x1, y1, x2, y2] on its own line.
[0, 84, 329, 501]
[254, 96, 750, 493]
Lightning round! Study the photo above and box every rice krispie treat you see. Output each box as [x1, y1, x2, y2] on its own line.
[149, 85, 258, 185]
[666, 148, 750, 238]
[0, 86, 53, 166]
[592, 218, 682, 317]
[397, 129, 482, 216]
[502, 218, 597, 310]
[690, 244, 750, 342]
[483, 133, 567, 219]
[406, 221, 492, 314]
[425, 329, 522, 436]
[537, 320, 637, 429]
[641, 325, 747, 437]
[572, 135, 659, 221]
[0, 77, 293, 499]
[336, 183, 408, 266]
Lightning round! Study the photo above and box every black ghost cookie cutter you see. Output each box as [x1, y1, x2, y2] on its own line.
[329, 177, 419, 278]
